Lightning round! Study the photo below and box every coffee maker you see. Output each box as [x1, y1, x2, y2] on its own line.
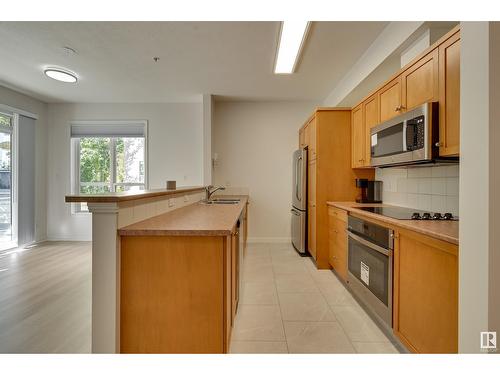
[355, 179, 382, 203]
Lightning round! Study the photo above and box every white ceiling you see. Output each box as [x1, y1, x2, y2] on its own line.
[0, 21, 388, 103]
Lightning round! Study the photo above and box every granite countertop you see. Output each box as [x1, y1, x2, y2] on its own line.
[327, 201, 459, 245]
[118, 196, 248, 237]
[65, 186, 206, 203]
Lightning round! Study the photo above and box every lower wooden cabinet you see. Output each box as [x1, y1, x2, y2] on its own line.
[393, 228, 458, 353]
[328, 207, 348, 281]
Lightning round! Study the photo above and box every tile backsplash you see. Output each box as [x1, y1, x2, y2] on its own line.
[375, 165, 459, 216]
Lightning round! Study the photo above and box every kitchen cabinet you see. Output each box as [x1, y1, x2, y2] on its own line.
[300, 108, 374, 269]
[328, 207, 348, 281]
[352, 25, 461, 161]
[438, 31, 460, 156]
[299, 128, 306, 148]
[401, 49, 439, 111]
[378, 76, 402, 123]
[308, 160, 317, 258]
[308, 117, 317, 161]
[351, 104, 365, 168]
[393, 228, 458, 353]
[119, 202, 248, 353]
[363, 94, 379, 167]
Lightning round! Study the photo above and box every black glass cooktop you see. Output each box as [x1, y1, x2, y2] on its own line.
[358, 206, 458, 221]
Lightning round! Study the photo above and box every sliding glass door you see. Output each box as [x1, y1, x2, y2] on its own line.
[0, 113, 14, 246]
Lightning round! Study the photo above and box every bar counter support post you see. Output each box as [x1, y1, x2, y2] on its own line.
[87, 202, 120, 353]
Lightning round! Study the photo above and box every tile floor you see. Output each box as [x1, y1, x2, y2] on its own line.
[229, 243, 400, 354]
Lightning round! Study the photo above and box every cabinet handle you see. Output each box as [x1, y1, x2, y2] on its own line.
[395, 105, 400, 111]
[435, 141, 443, 147]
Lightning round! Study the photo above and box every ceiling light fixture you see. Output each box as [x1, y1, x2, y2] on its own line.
[274, 21, 310, 74]
[44, 68, 78, 83]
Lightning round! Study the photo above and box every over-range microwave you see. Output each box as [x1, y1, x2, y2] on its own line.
[370, 102, 456, 167]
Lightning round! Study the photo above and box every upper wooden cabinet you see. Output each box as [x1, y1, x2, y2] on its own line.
[438, 31, 461, 156]
[299, 128, 306, 148]
[378, 76, 402, 123]
[363, 94, 379, 167]
[402, 49, 439, 111]
[351, 104, 365, 168]
[308, 117, 318, 161]
[394, 228, 458, 353]
[351, 26, 461, 162]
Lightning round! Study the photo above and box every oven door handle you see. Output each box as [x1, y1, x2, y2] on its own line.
[347, 231, 391, 257]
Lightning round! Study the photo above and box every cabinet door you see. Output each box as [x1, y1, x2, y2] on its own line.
[363, 95, 379, 167]
[308, 117, 318, 161]
[308, 204, 317, 259]
[231, 233, 237, 323]
[394, 229, 458, 353]
[378, 76, 402, 123]
[438, 32, 460, 156]
[351, 104, 365, 168]
[307, 161, 317, 259]
[402, 49, 439, 111]
[299, 128, 306, 148]
[328, 208, 347, 280]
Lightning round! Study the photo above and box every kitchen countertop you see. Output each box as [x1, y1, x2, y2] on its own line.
[65, 186, 206, 203]
[327, 202, 459, 245]
[118, 195, 248, 236]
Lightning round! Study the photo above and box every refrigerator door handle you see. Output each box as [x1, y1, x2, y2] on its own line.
[295, 155, 302, 202]
[291, 209, 300, 216]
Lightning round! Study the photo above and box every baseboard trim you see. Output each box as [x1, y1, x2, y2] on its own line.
[247, 237, 291, 244]
[46, 237, 92, 242]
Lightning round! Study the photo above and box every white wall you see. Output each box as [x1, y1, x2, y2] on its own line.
[202, 94, 213, 186]
[213, 101, 315, 242]
[459, 21, 500, 353]
[47, 102, 203, 240]
[0, 85, 48, 242]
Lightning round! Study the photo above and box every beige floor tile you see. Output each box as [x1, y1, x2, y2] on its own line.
[245, 247, 270, 257]
[241, 281, 278, 305]
[352, 342, 400, 353]
[244, 255, 272, 267]
[284, 321, 355, 353]
[331, 305, 389, 343]
[278, 292, 336, 322]
[242, 264, 274, 283]
[275, 273, 319, 293]
[316, 281, 359, 307]
[229, 341, 288, 354]
[302, 257, 318, 273]
[272, 260, 309, 275]
[231, 305, 285, 341]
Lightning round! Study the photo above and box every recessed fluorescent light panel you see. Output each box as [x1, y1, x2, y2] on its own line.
[274, 21, 310, 74]
[44, 68, 78, 83]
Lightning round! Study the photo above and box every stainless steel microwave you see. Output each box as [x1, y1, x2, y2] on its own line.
[370, 102, 439, 167]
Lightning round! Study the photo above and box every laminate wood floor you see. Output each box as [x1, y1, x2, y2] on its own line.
[0, 241, 91, 353]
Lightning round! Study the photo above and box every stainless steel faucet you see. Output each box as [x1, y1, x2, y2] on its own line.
[205, 186, 226, 201]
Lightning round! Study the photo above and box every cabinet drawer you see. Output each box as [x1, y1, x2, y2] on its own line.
[328, 206, 347, 223]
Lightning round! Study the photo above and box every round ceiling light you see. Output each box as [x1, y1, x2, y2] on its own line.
[44, 68, 78, 83]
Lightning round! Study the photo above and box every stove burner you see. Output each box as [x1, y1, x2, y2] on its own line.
[432, 212, 442, 220]
[421, 212, 432, 220]
[411, 212, 421, 220]
[443, 212, 454, 220]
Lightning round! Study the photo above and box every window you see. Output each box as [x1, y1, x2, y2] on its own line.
[71, 121, 147, 212]
[0, 112, 15, 245]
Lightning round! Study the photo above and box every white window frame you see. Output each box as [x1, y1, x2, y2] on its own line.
[70, 120, 149, 214]
[0, 110, 18, 249]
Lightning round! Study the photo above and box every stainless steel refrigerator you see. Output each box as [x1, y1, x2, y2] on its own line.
[291, 148, 308, 255]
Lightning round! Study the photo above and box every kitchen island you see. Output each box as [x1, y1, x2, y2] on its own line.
[65, 187, 248, 353]
[118, 197, 248, 353]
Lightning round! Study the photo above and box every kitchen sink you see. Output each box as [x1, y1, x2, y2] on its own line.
[201, 198, 240, 205]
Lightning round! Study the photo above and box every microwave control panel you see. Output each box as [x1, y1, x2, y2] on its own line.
[406, 115, 425, 151]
